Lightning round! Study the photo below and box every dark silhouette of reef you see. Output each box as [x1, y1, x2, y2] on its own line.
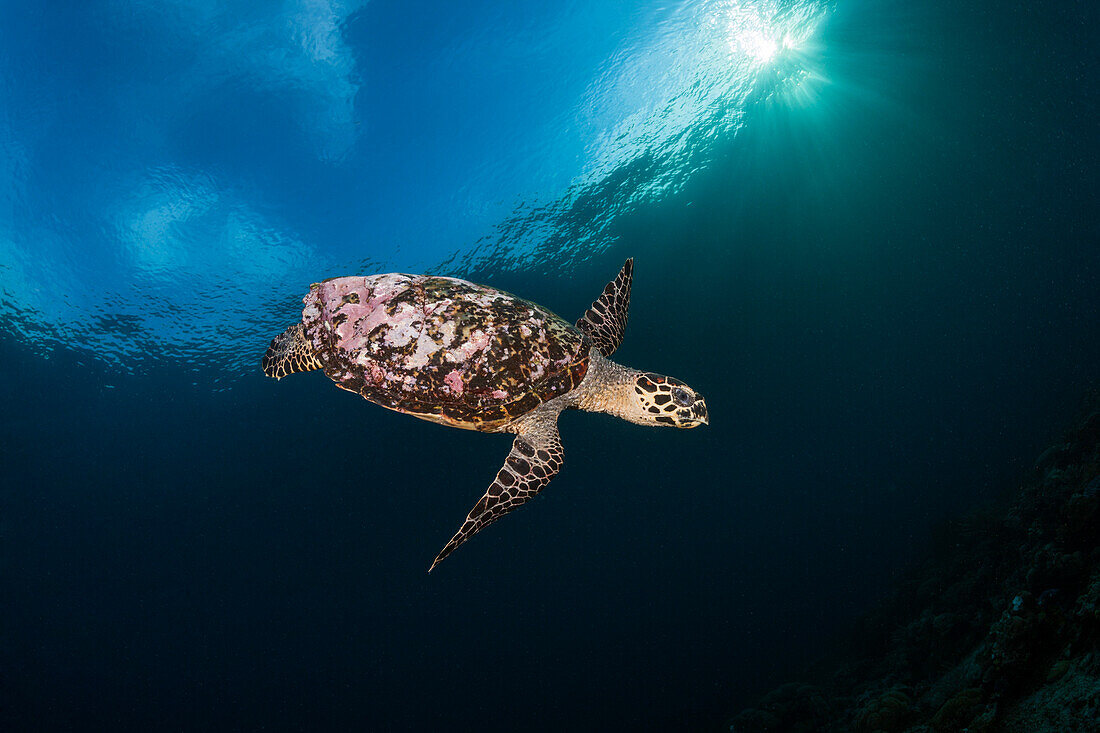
[730, 396, 1100, 732]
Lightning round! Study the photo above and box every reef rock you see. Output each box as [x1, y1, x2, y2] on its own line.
[728, 398, 1100, 732]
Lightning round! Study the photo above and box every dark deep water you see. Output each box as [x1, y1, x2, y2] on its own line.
[2, 0, 1098, 731]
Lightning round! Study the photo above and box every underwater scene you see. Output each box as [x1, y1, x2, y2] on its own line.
[2, 0, 1098, 730]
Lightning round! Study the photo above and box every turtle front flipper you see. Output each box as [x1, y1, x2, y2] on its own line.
[262, 323, 323, 380]
[576, 258, 633, 357]
[429, 416, 563, 572]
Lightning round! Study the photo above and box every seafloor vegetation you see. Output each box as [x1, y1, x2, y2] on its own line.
[730, 396, 1100, 732]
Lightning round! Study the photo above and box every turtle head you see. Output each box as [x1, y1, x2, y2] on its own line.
[629, 372, 708, 428]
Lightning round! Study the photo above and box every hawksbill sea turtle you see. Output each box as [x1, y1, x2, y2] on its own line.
[262, 259, 708, 570]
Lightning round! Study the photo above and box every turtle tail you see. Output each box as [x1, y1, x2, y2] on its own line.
[262, 323, 323, 380]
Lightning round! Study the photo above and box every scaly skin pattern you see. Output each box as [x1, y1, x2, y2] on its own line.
[576, 257, 632, 357]
[300, 274, 590, 430]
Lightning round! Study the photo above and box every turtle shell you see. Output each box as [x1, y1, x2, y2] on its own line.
[300, 274, 591, 431]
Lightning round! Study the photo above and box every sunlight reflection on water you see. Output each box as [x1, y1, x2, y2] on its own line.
[0, 0, 828, 381]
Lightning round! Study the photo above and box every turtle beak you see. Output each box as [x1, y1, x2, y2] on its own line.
[692, 398, 708, 426]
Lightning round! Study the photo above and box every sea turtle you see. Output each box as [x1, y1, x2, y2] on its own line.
[262, 259, 708, 570]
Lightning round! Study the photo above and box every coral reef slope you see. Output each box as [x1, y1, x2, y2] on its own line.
[730, 402, 1100, 732]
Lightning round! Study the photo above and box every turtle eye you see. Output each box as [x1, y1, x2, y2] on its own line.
[671, 387, 693, 407]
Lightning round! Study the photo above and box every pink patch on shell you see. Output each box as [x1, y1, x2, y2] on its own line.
[491, 389, 507, 399]
[447, 328, 491, 363]
[443, 369, 464, 396]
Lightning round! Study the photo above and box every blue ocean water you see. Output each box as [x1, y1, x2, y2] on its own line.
[1, 0, 1097, 730]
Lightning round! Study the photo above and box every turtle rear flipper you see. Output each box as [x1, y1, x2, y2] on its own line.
[262, 323, 323, 380]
